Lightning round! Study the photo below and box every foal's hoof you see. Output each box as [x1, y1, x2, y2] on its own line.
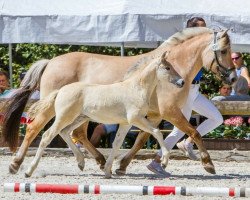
[115, 168, 126, 176]
[104, 173, 112, 179]
[9, 164, 19, 174]
[24, 172, 31, 178]
[204, 164, 216, 174]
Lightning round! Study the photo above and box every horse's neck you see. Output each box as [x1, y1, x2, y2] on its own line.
[173, 36, 210, 83]
[133, 63, 158, 98]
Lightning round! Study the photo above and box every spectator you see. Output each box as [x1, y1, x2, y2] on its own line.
[212, 76, 250, 101]
[90, 124, 118, 147]
[215, 83, 232, 97]
[231, 52, 250, 94]
[0, 71, 12, 98]
[89, 124, 138, 148]
[146, 17, 224, 177]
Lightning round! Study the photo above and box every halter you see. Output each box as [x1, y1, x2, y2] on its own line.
[211, 31, 234, 79]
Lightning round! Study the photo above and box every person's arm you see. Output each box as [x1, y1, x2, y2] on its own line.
[241, 67, 250, 86]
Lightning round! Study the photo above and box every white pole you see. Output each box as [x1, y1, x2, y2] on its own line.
[8, 43, 13, 88]
[120, 42, 124, 57]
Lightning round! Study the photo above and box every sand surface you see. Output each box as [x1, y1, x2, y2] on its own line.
[0, 154, 249, 200]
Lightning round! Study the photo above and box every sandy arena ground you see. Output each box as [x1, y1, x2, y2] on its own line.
[0, 153, 249, 200]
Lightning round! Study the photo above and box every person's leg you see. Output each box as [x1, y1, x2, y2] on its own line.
[90, 124, 106, 147]
[187, 94, 223, 141]
[147, 85, 200, 176]
[177, 93, 223, 158]
[147, 91, 195, 176]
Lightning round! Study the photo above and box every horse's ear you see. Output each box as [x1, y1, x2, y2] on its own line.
[161, 51, 171, 69]
[220, 29, 229, 38]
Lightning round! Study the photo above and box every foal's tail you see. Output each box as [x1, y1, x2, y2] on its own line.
[28, 90, 59, 120]
[2, 59, 50, 152]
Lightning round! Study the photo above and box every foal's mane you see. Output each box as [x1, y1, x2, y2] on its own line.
[124, 27, 230, 79]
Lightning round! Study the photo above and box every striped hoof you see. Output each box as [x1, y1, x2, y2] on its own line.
[204, 163, 216, 174]
[115, 168, 126, 176]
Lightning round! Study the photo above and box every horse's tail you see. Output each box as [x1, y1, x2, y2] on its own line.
[2, 59, 50, 152]
[28, 90, 59, 120]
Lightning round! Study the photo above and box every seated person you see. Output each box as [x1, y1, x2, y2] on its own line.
[90, 124, 138, 148]
[90, 124, 118, 147]
[212, 76, 250, 101]
[218, 83, 232, 97]
[0, 71, 12, 98]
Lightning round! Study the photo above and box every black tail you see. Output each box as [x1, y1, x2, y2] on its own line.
[2, 89, 32, 151]
[1, 59, 49, 152]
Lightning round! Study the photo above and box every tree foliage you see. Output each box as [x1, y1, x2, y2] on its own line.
[0, 44, 249, 97]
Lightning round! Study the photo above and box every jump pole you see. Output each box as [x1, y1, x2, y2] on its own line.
[4, 183, 250, 197]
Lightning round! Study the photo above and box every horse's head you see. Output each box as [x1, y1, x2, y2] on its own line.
[157, 52, 185, 88]
[202, 30, 237, 85]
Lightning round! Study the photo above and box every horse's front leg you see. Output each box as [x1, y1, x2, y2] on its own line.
[72, 122, 106, 170]
[115, 115, 162, 175]
[9, 110, 54, 174]
[59, 120, 90, 171]
[166, 109, 215, 174]
[104, 125, 131, 178]
[131, 117, 169, 167]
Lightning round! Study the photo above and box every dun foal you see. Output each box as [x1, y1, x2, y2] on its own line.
[25, 53, 183, 178]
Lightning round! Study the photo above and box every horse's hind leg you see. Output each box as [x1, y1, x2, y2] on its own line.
[9, 110, 54, 174]
[71, 122, 106, 170]
[25, 126, 60, 177]
[115, 115, 162, 175]
[115, 131, 150, 175]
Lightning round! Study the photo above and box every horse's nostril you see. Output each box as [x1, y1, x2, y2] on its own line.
[231, 77, 236, 83]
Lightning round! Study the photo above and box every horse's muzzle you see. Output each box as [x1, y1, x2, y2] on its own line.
[174, 78, 185, 88]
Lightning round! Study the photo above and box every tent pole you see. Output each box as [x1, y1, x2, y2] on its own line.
[8, 43, 13, 88]
[120, 42, 124, 57]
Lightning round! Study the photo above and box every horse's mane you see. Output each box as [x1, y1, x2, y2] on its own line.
[159, 27, 213, 48]
[124, 27, 230, 79]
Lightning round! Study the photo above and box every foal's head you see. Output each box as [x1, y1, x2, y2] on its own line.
[157, 52, 185, 88]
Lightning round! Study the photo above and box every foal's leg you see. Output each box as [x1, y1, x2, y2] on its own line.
[72, 122, 106, 170]
[166, 109, 215, 174]
[25, 126, 60, 177]
[115, 115, 162, 175]
[25, 115, 85, 177]
[59, 118, 89, 171]
[9, 109, 55, 174]
[104, 125, 131, 178]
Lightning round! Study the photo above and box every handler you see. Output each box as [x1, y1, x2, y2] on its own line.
[147, 17, 224, 177]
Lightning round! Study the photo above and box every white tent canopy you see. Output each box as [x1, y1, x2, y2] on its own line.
[1, 0, 250, 52]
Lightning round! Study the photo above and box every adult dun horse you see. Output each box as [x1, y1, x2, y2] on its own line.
[2, 27, 236, 175]
[24, 54, 183, 178]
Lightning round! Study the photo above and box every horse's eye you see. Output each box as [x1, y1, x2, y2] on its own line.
[166, 66, 170, 70]
[221, 49, 227, 54]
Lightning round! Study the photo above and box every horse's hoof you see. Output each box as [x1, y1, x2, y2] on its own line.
[9, 164, 19, 174]
[78, 162, 85, 171]
[204, 164, 216, 174]
[100, 164, 105, 171]
[115, 168, 126, 176]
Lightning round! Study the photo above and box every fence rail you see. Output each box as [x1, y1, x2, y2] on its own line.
[0, 99, 249, 115]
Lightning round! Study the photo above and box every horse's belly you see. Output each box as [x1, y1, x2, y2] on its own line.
[84, 109, 127, 125]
